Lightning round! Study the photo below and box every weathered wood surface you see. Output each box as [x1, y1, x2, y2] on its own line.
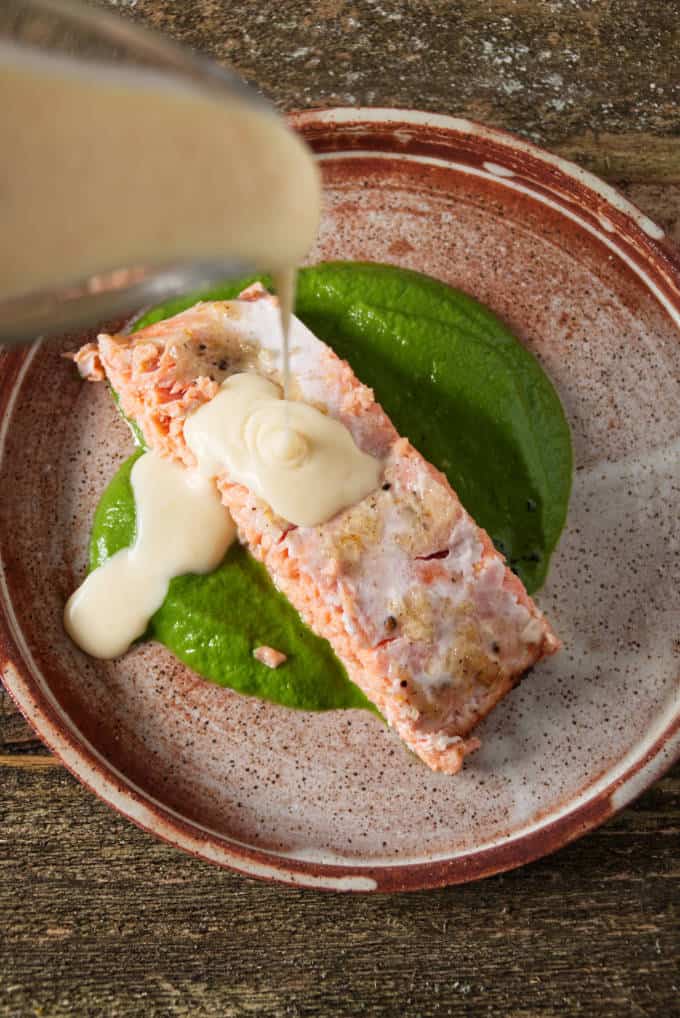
[2, 741, 678, 1018]
[3, 1, 680, 1015]
[105, 0, 680, 179]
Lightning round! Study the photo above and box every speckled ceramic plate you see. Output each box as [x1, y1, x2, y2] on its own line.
[2, 109, 679, 892]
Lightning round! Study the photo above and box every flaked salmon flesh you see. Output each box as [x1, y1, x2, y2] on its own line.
[72, 284, 560, 774]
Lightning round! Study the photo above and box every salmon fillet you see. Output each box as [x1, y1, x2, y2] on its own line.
[72, 284, 560, 774]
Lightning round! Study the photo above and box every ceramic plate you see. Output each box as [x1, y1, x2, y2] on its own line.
[2, 109, 679, 892]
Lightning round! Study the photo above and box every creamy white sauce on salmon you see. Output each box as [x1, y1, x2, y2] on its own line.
[184, 373, 383, 527]
[1, 40, 351, 655]
[64, 451, 235, 659]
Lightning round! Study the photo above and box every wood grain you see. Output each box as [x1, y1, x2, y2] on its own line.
[2, 1, 680, 1014]
[2, 762, 679, 1018]
[1, 688, 42, 754]
[100, 0, 680, 153]
[0, 753, 58, 769]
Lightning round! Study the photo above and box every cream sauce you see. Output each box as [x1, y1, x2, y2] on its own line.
[64, 451, 235, 659]
[184, 373, 383, 527]
[272, 269, 297, 402]
[0, 44, 319, 302]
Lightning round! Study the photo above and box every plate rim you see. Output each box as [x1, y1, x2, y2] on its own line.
[2, 107, 679, 892]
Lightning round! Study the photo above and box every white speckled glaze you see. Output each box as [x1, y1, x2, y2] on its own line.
[1, 110, 678, 891]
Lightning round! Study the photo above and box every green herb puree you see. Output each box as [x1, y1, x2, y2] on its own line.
[90, 262, 571, 712]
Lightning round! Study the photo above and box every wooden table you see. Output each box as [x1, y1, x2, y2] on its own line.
[3, 2, 679, 1015]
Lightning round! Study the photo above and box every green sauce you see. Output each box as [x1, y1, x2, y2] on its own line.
[91, 262, 572, 712]
[90, 450, 372, 711]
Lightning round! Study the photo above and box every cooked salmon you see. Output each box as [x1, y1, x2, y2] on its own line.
[253, 646, 288, 669]
[72, 284, 559, 773]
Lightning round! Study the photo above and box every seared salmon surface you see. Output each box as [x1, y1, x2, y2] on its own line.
[73, 284, 559, 773]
